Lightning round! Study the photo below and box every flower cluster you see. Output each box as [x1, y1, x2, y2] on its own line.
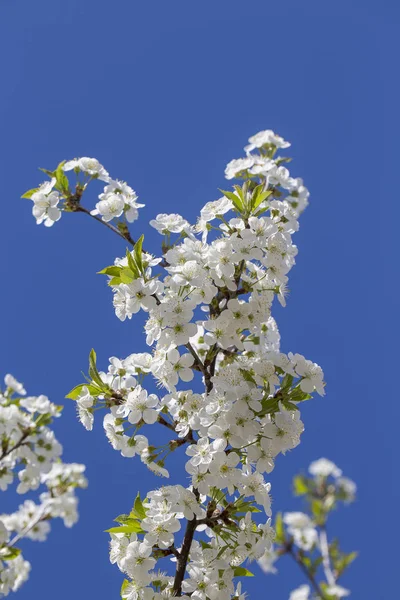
[259, 458, 357, 600]
[0, 375, 87, 596]
[108, 487, 273, 600]
[25, 129, 325, 599]
[22, 157, 143, 228]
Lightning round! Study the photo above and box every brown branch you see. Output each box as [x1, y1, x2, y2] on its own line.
[172, 516, 197, 596]
[285, 544, 328, 600]
[67, 196, 216, 595]
[157, 414, 176, 432]
[0, 430, 32, 462]
[185, 342, 206, 376]
[152, 544, 180, 560]
[76, 206, 135, 246]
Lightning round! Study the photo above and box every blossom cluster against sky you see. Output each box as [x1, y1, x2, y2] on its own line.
[0, 0, 398, 599]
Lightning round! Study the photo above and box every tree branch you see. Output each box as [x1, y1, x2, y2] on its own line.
[70, 199, 210, 594]
[319, 526, 336, 587]
[185, 342, 206, 376]
[286, 544, 328, 600]
[75, 206, 136, 246]
[157, 414, 176, 432]
[172, 516, 197, 596]
[0, 430, 31, 462]
[8, 500, 52, 548]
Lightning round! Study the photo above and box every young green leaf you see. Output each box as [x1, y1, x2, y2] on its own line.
[130, 493, 147, 520]
[219, 189, 243, 212]
[39, 168, 55, 178]
[233, 567, 254, 577]
[21, 188, 39, 199]
[88, 349, 105, 389]
[98, 266, 122, 277]
[134, 235, 145, 274]
[274, 512, 285, 544]
[65, 383, 101, 400]
[120, 579, 130, 597]
[120, 268, 135, 284]
[54, 160, 70, 193]
[105, 522, 144, 534]
[293, 475, 309, 496]
[0, 547, 21, 560]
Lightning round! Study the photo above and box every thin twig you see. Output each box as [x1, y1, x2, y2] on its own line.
[287, 545, 327, 600]
[0, 430, 31, 462]
[319, 526, 336, 587]
[8, 500, 52, 548]
[157, 414, 177, 432]
[185, 342, 206, 375]
[76, 206, 136, 246]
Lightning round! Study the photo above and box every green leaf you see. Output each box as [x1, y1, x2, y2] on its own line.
[233, 567, 254, 577]
[242, 504, 261, 513]
[130, 493, 146, 520]
[89, 348, 97, 375]
[39, 168, 55, 178]
[311, 499, 326, 525]
[344, 551, 358, 566]
[21, 188, 39, 199]
[333, 550, 358, 576]
[274, 512, 285, 543]
[320, 583, 338, 600]
[275, 156, 292, 166]
[239, 368, 257, 386]
[98, 266, 122, 277]
[108, 276, 122, 286]
[114, 513, 129, 524]
[65, 383, 101, 400]
[35, 413, 52, 428]
[0, 547, 21, 560]
[126, 251, 136, 272]
[134, 235, 145, 274]
[293, 475, 309, 496]
[233, 184, 245, 202]
[114, 513, 140, 524]
[252, 187, 272, 212]
[219, 189, 243, 213]
[88, 349, 105, 389]
[281, 399, 299, 411]
[120, 268, 135, 284]
[310, 555, 323, 576]
[120, 579, 130, 597]
[280, 374, 294, 392]
[289, 386, 312, 402]
[105, 523, 144, 534]
[258, 396, 280, 417]
[55, 161, 70, 193]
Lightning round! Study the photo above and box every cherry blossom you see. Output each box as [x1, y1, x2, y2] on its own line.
[23, 129, 332, 600]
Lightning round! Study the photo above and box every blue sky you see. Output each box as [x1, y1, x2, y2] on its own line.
[0, 0, 398, 598]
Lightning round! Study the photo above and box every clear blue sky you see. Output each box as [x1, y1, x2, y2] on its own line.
[0, 0, 398, 598]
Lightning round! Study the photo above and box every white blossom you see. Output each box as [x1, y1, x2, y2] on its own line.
[23, 129, 332, 600]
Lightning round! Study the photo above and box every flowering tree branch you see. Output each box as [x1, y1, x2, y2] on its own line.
[77, 205, 136, 246]
[22, 131, 328, 600]
[7, 500, 52, 549]
[259, 458, 357, 600]
[286, 544, 327, 600]
[319, 526, 336, 588]
[172, 516, 197, 596]
[0, 376, 87, 596]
